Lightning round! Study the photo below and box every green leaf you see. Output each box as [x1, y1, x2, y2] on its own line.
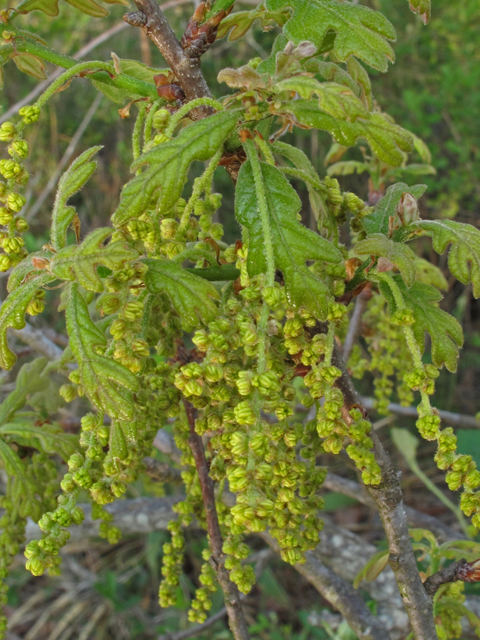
[50, 228, 138, 292]
[391, 427, 419, 464]
[273, 77, 369, 120]
[353, 550, 390, 588]
[0, 273, 53, 370]
[413, 257, 448, 291]
[379, 275, 464, 372]
[409, 528, 438, 549]
[355, 233, 417, 287]
[284, 100, 413, 166]
[439, 539, 480, 562]
[66, 284, 138, 420]
[109, 421, 129, 461]
[415, 220, 480, 298]
[51, 146, 102, 251]
[363, 183, 427, 235]
[11, 52, 47, 79]
[112, 110, 239, 228]
[0, 440, 39, 518]
[306, 60, 361, 98]
[265, 0, 396, 72]
[7, 251, 54, 293]
[144, 259, 220, 327]
[235, 160, 342, 319]
[16, 0, 127, 16]
[0, 423, 79, 461]
[216, 7, 288, 41]
[92, 61, 168, 104]
[327, 161, 369, 177]
[0, 358, 50, 424]
[408, 0, 431, 24]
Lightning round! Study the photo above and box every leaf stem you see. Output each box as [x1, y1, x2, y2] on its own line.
[243, 138, 275, 287]
[255, 136, 275, 166]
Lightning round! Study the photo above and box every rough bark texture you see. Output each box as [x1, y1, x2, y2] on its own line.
[423, 559, 468, 597]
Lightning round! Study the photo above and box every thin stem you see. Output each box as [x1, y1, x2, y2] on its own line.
[243, 138, 275, 287]
[324, 323, 336, 367]
[279, 166, 326, 193]
[177, 147, 223, 235]
[183, 400, 250, 640]
[143, 99, 162, 149]
[164, 97, 224, 137]
[133, 103, 147, 162]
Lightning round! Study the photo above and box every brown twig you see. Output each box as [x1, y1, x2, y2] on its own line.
[423, 559, 468, 597]
[331, 343, 438, 639]
[183, 399, 250, 640]
[125, 0, 213, 110]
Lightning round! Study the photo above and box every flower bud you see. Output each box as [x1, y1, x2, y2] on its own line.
[153, 108, 171, 130]
[59, 384, 77, 403]
[0, 122, 16, 142]
[8, 140, 29, 159]
[0, 160, 21, 179]
[19, 105, 41, 124]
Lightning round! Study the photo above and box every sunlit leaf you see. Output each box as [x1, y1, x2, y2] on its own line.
[92, 61, 168, 104]
[355, 233, 417, 287]
[16, 0, 127, 17]
[66, 284, 138, 420]
[235, 160, 342, 319]
[363, 183, 427, 235]
[11, 53, 47, 79]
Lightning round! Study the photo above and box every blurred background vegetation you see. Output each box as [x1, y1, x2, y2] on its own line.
[1, 0, 480, 637]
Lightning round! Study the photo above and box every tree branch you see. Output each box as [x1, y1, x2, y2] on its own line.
[342, 286, 371, 363]
[423, 559, 468, 597]
[125, 0, 213, 108]
[183, 400, 250, 640]
[331, 343, 438, 639]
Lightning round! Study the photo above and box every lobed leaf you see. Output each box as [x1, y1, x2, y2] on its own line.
[379, 275, 464, 372]
[0, 358, 50, 424]
[66, 284, 138, 420]
[0, 273, 53, 370]
[355, 233, 417, 287]
[109, 421, 137, 461]
[51, 146, 102, 251]
[216, 7, 288, 41]
[413, 257, 448, 291]
[415, 220, 480, 298]
[265, 0, 396, 72]
[144, 259, 220, 327]
[16, 0, 128, 17]
[50, 227, 138, 292]
[235, 160, 342, 319]
[363, 182, 427, 235]
[112, 110, 239, 227]
[284, 100, 413, 166]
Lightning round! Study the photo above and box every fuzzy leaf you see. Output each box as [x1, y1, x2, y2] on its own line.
[66, 284, 138, 420]
[109, 421, 128, 461]
[112, 110, 239, 227]
[0, 273, 52, 370]
[379, 275, 464, 372]
[265, 0, 396, 72]
[284, 100, 413, 166]
[50, 228, 138, 292]
[439, 540, 480, 563]
[273, 77, 369, 120]
[327, 161, 369, 177]
[355, 233, 416, 287]
[413, 257, 448, 291]
[51, 146, 102, 251]
[144, 259, 220, 327]
[92, 61, 168, 104]
[11, 52, 47, 79]
[217, 7, 288, 41]
[7, 251, 54, 293]
[353, 550, 390, 588]
[0, 358, 50, 424]
[16, 0, 127, 16]
[235, 160, 342, 319]
[0, 423, 79, 461]
[415, 220, 480, 298]
[363, 183, 427, 235]
[0, 441, 39, 518]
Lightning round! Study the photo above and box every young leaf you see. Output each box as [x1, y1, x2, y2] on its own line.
[216, 7, 288, 41]
[0, 423, 79, 461]
[408, 0, 431, 24]
[112, 110, 239, 227]
[11, 53, 47, 80]
[265, 0, 396, 72]
[273, 78, 369, 121]
[363, 183, 427, 235]
[379, 275, 464, 372]
[439, 540, 480, 562]
[235, 160, 342, 319]
[49, 227, 138, 292]
[51, 146, 102, 251]
[284, 101, 414, 166]
[0, 358, 50, 424]
[16, 0, 127, 17]
[109, 421, 136, 461]
[415, 220, 480, 298]
[0, 441, 39, 518]
[413, 257, 448, 291]
[353, 549, 390, 588]
[0, 273, 53, 371]
[7, 251, 54, 293]
[143, 259, 220, 327]
[327, 161, 369, 177]
[66, 284, 138, 420]
[92, 61, 168, 104]
[355, 233, 417, 287]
